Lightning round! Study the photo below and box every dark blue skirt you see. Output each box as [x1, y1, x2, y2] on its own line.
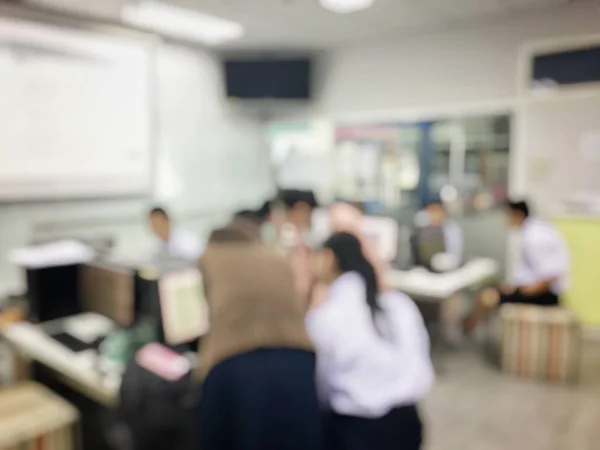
[326, 405, 423, 450]
[199, 348, 323, 450]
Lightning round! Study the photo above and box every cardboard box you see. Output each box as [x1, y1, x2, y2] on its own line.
[0, 382, 80, 449]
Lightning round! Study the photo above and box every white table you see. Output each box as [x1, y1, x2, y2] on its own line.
[2, 313, 120, 407]
[387, 258, 500, 360]
[387, 258, 500, 300]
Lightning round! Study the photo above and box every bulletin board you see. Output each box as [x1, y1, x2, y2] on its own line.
[522, 92, 600, 217]
[268, 121, 334, 201]
[334, 125, 401, 209]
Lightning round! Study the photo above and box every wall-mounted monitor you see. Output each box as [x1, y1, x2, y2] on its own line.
[223, 58, 312, 100]
[532, 45, 600, 88]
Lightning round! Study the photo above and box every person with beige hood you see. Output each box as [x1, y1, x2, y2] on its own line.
[196, 218, 323, 450]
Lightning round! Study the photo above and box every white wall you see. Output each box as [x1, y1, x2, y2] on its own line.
[299, 1, 600, 278]
[315, 1, 600, 116]
[0, 38, 268, 296]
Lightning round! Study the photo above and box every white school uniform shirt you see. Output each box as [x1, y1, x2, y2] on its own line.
[306, 272, 434, 418]
[162, 228, 204, 261]
[512, 218, 569, 295]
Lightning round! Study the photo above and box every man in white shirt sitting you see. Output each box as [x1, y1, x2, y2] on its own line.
[148, 207, 204, 261]
[463, 199, 569, 334]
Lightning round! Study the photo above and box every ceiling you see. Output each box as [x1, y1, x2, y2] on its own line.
[24, 0, 570, 49]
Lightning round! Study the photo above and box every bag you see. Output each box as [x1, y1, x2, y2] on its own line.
[109, 347, 201, 450]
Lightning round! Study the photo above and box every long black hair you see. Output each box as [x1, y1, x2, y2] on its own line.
[323, 232, 382, 322]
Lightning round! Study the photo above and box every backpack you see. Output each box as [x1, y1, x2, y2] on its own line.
[108, 351, 201, 450]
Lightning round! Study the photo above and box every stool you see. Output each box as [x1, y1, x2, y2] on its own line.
[500, 304, 581, 383]
[0, 306, 27, 385]
[0, 381, 80, 449]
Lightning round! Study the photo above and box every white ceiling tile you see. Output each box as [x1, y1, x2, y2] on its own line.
[501, 0, 567, 7]
[26, 0, 127, 18]
[418, 0, 504, 20]
[22, 0, 573, 49]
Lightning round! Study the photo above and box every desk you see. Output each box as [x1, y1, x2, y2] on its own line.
[387, 258, 500, 300]
[2, 313, 120, 407]
[387, 258, 500, 361]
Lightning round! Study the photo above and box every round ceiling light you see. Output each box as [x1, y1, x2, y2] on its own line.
[319, 0, 375, 14]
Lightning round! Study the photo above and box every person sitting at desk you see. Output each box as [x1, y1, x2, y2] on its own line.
[307, 232, 433, 450]
[234, 200, 279, 243]
[463, 200, 569, 333]
[278, 189, 319, 247]
[197, 218, 321, 450]
[148, 207, 204, 261]
[424, 199, 463, 263]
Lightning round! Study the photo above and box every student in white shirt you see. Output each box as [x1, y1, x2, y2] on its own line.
[148, 207, 204, 261]
[306, 232, 434, 450]
[278, 189, 320, 248]
[463, 200, 569, 333]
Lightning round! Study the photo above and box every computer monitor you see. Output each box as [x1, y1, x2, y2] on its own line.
[159, 269, 208, 346]
[26, 264, 80, 322]
[361, 216, 399, 263]
[135, 261, 207, 348]
[310, 209, 399, 262]
[411, 226, 446, 270]
[79, 263, 135, 326]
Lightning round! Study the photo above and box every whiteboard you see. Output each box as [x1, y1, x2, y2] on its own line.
[0, 19, 152, 200]
[154, 46, 271, 214]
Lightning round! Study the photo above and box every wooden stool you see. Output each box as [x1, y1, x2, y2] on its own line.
[0, 307, 27, 385]
[500, 304, 581, 383]
[0, 382, 80, 449]
[0, 306, 24, 329]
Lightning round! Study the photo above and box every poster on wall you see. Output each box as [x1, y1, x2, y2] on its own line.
[268, 122, 333, 198]
[334, 125, 400, 211]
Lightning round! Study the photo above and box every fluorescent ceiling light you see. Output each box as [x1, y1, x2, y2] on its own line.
[121, 1, 244, 45]
[320, 0, 374, 14]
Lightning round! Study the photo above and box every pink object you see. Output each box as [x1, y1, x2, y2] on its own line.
[136, 343, 190, 381]
[329, 202, 362, 235]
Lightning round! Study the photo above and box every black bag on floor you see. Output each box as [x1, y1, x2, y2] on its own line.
[108, 351, 201, 450]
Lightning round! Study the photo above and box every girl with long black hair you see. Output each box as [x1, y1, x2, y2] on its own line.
[307, 232, 434, 450]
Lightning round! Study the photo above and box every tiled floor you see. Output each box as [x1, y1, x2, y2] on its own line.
[422, 342, 600, 450]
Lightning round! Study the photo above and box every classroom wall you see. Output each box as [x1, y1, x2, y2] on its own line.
[555, 218, 600, 326]
[314, 1, 599, 116]
[0, 37, 268, 297]
[306, 0, 600, 325]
